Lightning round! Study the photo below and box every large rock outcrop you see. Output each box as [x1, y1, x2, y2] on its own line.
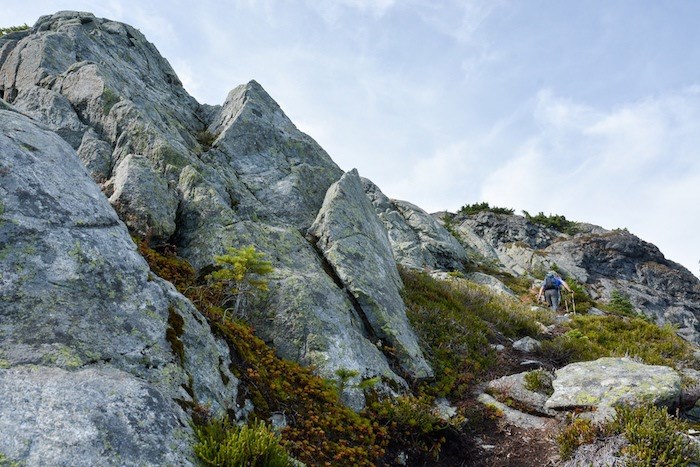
[446, 210, 700, 345]
[309, 170, 432, 379]
[545, 231, 700, 343]
[0, 107, 241, 465]
[0, 11, 412, 401]
[363, 177, 467, 271]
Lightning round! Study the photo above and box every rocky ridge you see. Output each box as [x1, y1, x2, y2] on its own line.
[0, 11, 432, 397]
[1, 11, 700, 466]
[444, 210, 700, 345]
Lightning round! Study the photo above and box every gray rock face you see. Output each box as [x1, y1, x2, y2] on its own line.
[0, 11, 202, 243]
[211, 220, 406, 410]
[0, 108, 241, 464]
[309, 170, 432, 379]
[207, 81, 342, 230]
[363, 178, 467, 271]
[0, 366, 188, 466]
[0, 11, 408, 400]
[545, 231, 700, 344]
[545, 357, 681, 411]
[108, 154, 178, 240]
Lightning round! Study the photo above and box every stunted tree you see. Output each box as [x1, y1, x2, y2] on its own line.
[208, 245, 274, 321]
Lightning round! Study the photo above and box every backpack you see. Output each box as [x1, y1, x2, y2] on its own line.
[543, 274, 558, 290]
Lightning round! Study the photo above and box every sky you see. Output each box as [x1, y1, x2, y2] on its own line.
[3, 1, 700, 277]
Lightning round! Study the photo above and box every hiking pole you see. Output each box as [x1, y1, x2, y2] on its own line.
[571, 291, 576, 315]
[564, 293, 569, 313]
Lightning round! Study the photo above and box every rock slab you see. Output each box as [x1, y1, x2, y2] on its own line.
[545, 357, 681, 410]
[309, 169, 432, 379]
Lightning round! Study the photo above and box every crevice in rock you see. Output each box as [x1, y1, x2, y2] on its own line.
[305, 232, 377, 344]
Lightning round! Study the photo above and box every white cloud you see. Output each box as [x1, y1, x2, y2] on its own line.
[413, 0, 503, 44]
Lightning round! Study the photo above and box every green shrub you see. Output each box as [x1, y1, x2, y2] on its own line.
[367, 395, 455, 460]
[557, 405, 699, 464]
[196, 130, 217, 151]
[193, 418, 293, 466]
[611, 405, 699, 466]
[523, 369, 553, 395]
[556, 417, 596, 460]
[0, 24, 29, 37]
[603, 290, 636, 317]
[400, 267, 547, 398]
[102, 87, 120, 115]
[458, 202, 514, 216]
[523, 210, 579, 235]
[537, 315, 696, 368]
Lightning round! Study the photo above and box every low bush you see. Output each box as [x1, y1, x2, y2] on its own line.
[556, 417, 596, 460]
[400, 267, 546, 398]
[523, 369, 553, 395]
[366, 395, 454, 461]
[196, 130, 217, 151]
[458, 202, 514, 216]
[523, 210, 579, 235]
[193, 418, 292, 466]
[537, 315, 696, 368]
[557, 405, 699, 465]
[611, 405, 699, 466]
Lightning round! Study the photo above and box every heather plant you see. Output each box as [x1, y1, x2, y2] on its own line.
[366, 395, 455, 461]
[557, 405, 699, 465]
[523, 369, 554, 395]
[193, 418, 293, 466]
[537, 315, 696, 369]
[611, 405, 699, 466]
[136, 241, 388, 465]
[556, 417, 597, 460]
[400, 267, 547, 399]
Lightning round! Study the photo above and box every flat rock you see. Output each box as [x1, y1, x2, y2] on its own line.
[545, 357, 681, 410]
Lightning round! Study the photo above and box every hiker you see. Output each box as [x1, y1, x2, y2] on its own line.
[537, 271, 572, 312]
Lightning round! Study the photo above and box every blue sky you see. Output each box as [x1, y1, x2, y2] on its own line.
[4, 1, 700, 276]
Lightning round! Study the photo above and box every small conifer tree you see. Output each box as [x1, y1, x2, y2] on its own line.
[208, 245, 274, 320]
